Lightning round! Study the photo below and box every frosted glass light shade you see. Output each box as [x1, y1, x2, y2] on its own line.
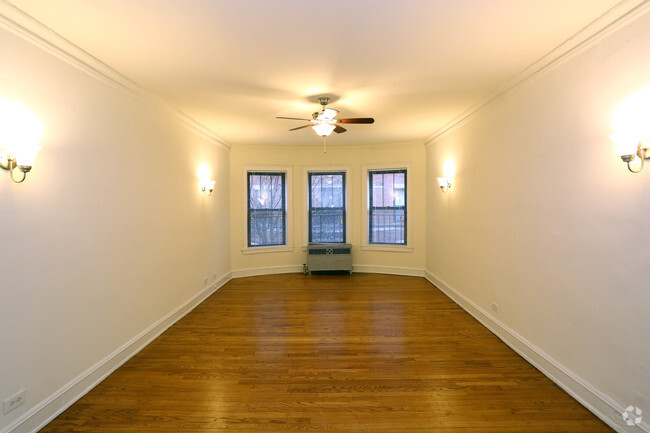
[321, 108, 338, 120]
[437, 177, 449, 188]
[610, 133, 640, 158]
[14, 145, 41, 167]
[312, 123, 335, 136]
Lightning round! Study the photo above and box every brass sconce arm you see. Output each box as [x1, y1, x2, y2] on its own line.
[200, 180, 215, 196]
[620, 145, 650, 173]
[0, 151, 32, 183]
[437, 177, 452, 193]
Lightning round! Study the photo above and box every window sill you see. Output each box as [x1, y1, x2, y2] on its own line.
[242, 245, 294, 255]
[360, 244, 414, 253]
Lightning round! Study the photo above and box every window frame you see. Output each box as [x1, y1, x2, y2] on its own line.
[242, 166, 293, 254]
[302, 165, 352, 248]
[368, 169, 407, 246]
[361, 163, 413, 252]
[308, 171, 347, 244]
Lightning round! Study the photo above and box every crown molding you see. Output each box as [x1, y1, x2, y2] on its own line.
[425, 0, 650, 146]
[233, 140, 425, 152]
[0, 0, 230, 150]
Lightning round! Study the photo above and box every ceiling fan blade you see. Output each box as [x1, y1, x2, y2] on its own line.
[337, 118, 375, 124]
[277, 116, 312, 121]
[334, 125, 347, 134]
[289, 124, 313, 131]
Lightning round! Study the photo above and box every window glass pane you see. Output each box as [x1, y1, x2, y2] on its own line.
[394, 172, 405, 206]
[309, 172, 345, 243]
[322, 175, 332, 207]
[369, 170, 406, 245]
[249, 210, 285, 246]
[370, 209, 405, 244]
[383, 173, 393, 206]
[248, 172, 286, 247]
[311, 208, 345, 243]
[332, 175, 343, 207]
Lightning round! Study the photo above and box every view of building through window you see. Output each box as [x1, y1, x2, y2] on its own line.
[247, 172, 286, 247]
[309, 172, 346, 243]
[369, 170, 406, 245]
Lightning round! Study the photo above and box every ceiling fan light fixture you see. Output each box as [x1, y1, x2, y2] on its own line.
[321, 108, 338, 120]
[312, 122, 335, 136]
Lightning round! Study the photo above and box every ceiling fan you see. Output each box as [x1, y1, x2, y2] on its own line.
[277, 97, 374, 137]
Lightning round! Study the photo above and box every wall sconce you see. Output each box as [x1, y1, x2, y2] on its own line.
[611, 87, 650, 173]
[197, 163, 215, 197]
[437, 177, 452, 193]
[0, 98, 43, 183]
[1, 145, 42, 183]
[611, 134, 649, 173]
[437, 159, 455, 193]
[200, 180, 215, 196]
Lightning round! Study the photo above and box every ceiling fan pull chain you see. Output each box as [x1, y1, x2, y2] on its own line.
[323, 137, 327, 154]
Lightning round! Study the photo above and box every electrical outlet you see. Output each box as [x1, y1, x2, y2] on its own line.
[203, 277, 208, 285]
[3, 389, 25, 414]
[491, 302, 499, 313]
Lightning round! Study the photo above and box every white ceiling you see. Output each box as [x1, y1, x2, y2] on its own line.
[7, 0, 627, 147]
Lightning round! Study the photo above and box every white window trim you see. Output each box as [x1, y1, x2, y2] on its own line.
[302, 165, 352, 249]
[241, 165, 293, 254]
[361, 162, 413, 252]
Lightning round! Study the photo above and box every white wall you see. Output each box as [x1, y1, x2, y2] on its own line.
[0, 11, 230, 433]
[426, 6, 650, 432]
[230, 142, 426, 277]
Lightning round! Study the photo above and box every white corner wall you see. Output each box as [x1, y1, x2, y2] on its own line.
[0, 9, 230, 433]
[426, 6, 650, 433]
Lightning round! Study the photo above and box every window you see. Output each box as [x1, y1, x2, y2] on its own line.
[368, 169, 406, 245]
[308, 172, 346, 243]
[247, 172, 286, 247]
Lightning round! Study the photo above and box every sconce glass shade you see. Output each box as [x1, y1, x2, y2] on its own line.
[610, 133, 640, 159]
[437, 177, 449, 188]
[200, 180, 215, 196]
[14, 145, 41, 168]
[312, 123, 335, 137]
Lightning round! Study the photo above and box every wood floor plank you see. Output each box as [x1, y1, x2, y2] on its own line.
[39, 274, 613, 432]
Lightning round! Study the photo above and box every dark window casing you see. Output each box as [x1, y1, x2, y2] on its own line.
[368, 169, 406, 245]
[308, 172, 346, 243]
[247, 172, 286, 247]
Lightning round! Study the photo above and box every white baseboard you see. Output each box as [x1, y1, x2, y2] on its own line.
[353, 264, 425, 277]
[424, 270, 647, 433]
[230, 264, 425, 278]
[2, 272, 232, 433]
[231, 265, 303, 278]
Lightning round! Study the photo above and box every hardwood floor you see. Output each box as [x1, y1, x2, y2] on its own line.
[40, 274, 613, 432]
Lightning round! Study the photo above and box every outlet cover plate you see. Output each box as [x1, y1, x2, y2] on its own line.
[3, 389, 26, 414]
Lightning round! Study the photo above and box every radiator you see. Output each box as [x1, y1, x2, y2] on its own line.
[307, 243, 352, 273]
